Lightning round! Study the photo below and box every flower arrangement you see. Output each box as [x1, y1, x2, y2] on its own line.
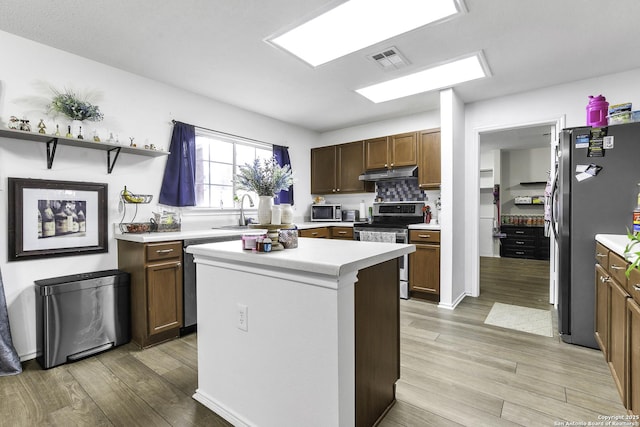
[236, 157, 293, 197]
[48, 88, 104, 122]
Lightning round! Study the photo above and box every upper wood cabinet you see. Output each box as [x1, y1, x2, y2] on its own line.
[365, 132, 418, 170]
[311, 141, 373, 195]
[418, 129, 441, 188]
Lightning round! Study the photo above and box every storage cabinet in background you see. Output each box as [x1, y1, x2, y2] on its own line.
[409, 230, 440, 301]
[364, 132, 417, 170]
[118, 240, 183, 348]
[499, 225, 549, 260]
[311, 141, 373, 195]
[418, 129, 441, 188]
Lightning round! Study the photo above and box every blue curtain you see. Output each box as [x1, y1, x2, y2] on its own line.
[273, 145, 294, 205]
[159, 122, 196, 206]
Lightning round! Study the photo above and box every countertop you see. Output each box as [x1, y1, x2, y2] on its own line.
[114, 220, 440, 243]
[114, 221, 357, 243]
[596, 234, 634, 258]
[186, 237, 415, 277]
[408, 223, 441, 230]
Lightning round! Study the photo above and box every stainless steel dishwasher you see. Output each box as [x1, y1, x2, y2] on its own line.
[182, 234, 242, 335]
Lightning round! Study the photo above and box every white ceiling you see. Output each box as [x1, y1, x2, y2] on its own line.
[1, 0, 639, 133]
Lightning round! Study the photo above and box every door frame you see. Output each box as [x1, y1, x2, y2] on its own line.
[468, 115, 565, 300]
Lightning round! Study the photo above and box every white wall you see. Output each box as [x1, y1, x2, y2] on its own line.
[0, 30, 318, 360]
[465, 66, 640, 297]
[500, 147, 548, 216]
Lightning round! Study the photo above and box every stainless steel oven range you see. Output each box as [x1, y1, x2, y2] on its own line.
[353, 201, 425, 299]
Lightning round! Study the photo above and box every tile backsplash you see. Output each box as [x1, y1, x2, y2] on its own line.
[376, 178, 426, 201]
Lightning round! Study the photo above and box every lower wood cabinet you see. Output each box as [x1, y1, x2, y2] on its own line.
[299, 227, 330, 238]
[118, 240, 183, 348]
[409, 230, 440, 300]
[594, 240, 640, 413]
[331, 226, 354, 240]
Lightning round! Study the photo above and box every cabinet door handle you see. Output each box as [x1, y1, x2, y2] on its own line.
[418, 234, 431, 238]
[156, 249, 174, 254]
[600, 276, 611, 283]
[596, 252, 607, 258]
[390, 163, 394, 167]
[336, 188, 340, 192]
[515, 241, 525, 245]
[384, 163, 388, 168]
[338, 231, 347, 234]
[515, 251, 525, 255]
[175, 262, 181, 268]
[311, 232, 318, 236]
[634, 285, 640, 292]
[515, 231, 525, 234]
[611, 264, 625, 271]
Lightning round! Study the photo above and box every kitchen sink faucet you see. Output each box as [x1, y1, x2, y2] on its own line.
[238, 194, 254, 226]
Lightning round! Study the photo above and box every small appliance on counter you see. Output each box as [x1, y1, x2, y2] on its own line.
[310, 203, 341, 222]
[341, 209, 360, 222]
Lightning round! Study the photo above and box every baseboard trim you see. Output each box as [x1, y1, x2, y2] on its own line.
[193, 389, 251, 427]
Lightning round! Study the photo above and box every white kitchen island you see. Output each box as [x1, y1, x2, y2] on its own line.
[186, 237, 415, 427]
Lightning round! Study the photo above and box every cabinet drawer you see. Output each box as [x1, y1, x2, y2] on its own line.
[608, 251, 629, 291]
[629, 268, 640, 305]
[299, 228, 329, 238]
[501, 247, 536, 258]
[331, 227, 353, 239]
[595, 242, 609, 266]
[502, 226, 538, 237]
[146, 241, 182, 262]
[502, 237, 536, 248]
[409, 230, 440, 243]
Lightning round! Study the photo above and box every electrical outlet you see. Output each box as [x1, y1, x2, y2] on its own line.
[237, 303, 248, 332]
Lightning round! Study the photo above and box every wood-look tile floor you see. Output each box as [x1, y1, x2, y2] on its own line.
[1, 257, 625, 426]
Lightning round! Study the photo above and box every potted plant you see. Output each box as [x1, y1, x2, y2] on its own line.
[47, 87, 104, 138]
[235, 157, 293, 224]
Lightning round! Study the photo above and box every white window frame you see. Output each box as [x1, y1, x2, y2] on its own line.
[190, 129, 273, 212]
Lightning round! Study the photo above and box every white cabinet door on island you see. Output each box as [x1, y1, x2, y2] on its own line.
[187, 238, 415, 427]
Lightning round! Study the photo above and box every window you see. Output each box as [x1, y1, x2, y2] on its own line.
[194, 130, 272, 209]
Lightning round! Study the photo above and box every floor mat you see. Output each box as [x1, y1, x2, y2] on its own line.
[484, 302, 553, 337]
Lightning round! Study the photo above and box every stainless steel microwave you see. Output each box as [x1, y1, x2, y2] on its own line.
[310, 204, 341, 222]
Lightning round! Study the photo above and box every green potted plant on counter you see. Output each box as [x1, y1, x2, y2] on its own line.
[235, 156, 293, 224]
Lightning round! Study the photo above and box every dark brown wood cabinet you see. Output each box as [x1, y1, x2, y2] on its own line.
[409, 230, 440, 300]
[365, 132, 417, 170]
[331, 226, 354, 240]
[118, 240, 183, 348]
[595, 240, 639, 412]
[418, 129, 441, 188]
[311, 141, 372, 195]
[299, 227, 330, 238]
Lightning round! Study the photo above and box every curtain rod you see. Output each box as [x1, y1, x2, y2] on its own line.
[171, 119, 288, 148]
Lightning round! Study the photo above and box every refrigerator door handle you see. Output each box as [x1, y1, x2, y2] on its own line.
[549, 176, 559, 240]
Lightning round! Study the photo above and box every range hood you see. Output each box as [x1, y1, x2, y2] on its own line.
[358, 165, 418, 181]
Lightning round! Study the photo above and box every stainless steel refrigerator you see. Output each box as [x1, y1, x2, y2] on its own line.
[553, 122, 640, 348]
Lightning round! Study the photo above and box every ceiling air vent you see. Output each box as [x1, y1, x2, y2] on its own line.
[368, 47, 410, 71]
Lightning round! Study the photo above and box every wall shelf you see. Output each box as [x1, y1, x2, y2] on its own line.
[0, 128, 169, 173]
[519, 181, 546, 186]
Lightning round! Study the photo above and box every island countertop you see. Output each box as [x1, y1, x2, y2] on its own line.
[187, 237, 415, 278]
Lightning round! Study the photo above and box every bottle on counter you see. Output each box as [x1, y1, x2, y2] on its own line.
[633, 183, 640, 234]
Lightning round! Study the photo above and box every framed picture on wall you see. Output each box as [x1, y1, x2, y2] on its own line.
[8, 178, 108, 261]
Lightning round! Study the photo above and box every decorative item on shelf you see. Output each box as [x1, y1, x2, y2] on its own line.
[47, 87, 104, 139]
[54, 124, 60, 136]
[37, 119, 46, 134]
[93, 130, 100, 142]
[19, 119, 31, 132]
[235, 156, 294, 225]
[65, 125, 73, 138]
[129, 137, 136, 147]
[77, 125, 84, 140]
[7, 116, 19, 130]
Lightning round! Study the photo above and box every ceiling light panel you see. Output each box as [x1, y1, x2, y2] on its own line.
[356, 53, 489, 103]
[269, 0, 464, 67]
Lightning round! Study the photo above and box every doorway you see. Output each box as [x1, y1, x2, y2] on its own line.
[475, 121, 559, 315]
